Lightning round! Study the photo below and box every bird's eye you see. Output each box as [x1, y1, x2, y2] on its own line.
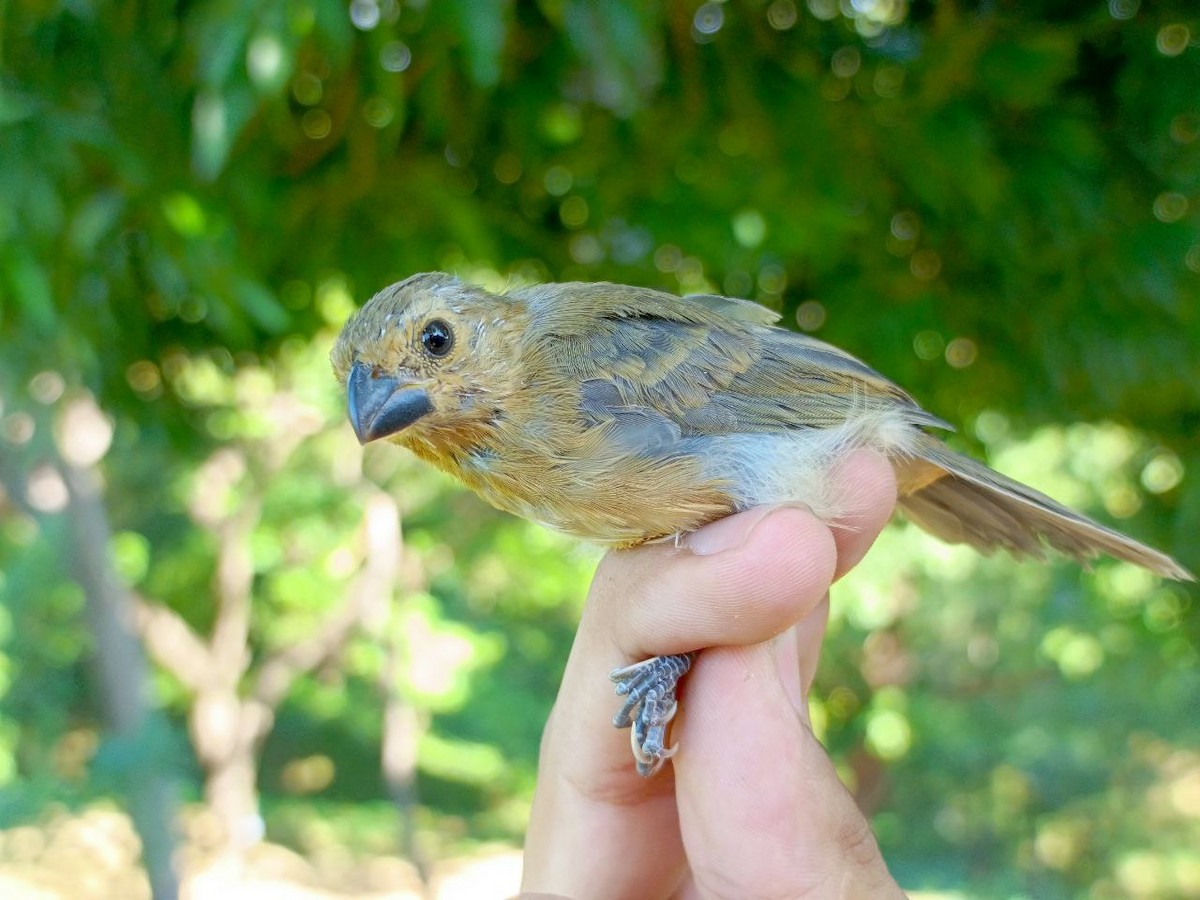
[420, 319, 454, 357]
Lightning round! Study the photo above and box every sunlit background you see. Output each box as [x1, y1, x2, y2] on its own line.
[2, 0, 1198, 898]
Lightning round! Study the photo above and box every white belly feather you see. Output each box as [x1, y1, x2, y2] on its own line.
[694, 408, 919, 522]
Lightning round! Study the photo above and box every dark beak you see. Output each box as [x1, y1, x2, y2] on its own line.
[347, 362, 434, 444]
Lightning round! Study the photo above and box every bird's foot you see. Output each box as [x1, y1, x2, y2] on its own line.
[609, 653, 694, 777]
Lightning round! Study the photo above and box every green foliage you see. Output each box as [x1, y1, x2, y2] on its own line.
[2, 0, 1198, 895]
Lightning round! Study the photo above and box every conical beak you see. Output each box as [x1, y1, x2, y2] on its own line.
[347, 362, 433, 444]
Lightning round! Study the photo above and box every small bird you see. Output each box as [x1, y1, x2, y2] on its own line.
[331, 272, 1193, 776]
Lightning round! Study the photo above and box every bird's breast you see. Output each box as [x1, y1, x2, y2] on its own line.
[435, 424, 734, 546]
[414, 391, 920, 545]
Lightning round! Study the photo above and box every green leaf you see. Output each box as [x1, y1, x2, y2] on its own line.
[447, 0, 512, 88]
[3, 249, 56, 334]
[234, 279, 291, 334]
[978, 32, 1077, 109]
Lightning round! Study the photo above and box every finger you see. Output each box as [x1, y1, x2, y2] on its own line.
[828, 449, 898, 580]
[523, 507, 838, 898]
[773, 622, 805, 718]
[794, 593, 830, 697]
[524, 457, 891, 897]
[588, 505, 838, 662]
[558, 506, 837, 787]
[774, 593, 831, 726]
[675, 644, 904, 897]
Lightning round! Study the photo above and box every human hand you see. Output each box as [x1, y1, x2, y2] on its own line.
[520, 450, 906, 899]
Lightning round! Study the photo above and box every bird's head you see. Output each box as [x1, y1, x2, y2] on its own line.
[331, 272, 525, 453]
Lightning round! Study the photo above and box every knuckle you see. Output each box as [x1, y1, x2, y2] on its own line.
[834, 814, 884, 870]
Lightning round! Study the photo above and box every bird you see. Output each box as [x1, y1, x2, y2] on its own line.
[331, 271, 1193, 776]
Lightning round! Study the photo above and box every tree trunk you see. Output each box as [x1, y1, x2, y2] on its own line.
[62, 463, 182, 900]
[367, 492, 432, 885]
[202, 740, 265, 849]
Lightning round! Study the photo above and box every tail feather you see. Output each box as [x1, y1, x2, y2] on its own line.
[898, 438, 1194, 581]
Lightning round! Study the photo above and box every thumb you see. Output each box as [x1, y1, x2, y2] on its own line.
[673, 643, 905, 898]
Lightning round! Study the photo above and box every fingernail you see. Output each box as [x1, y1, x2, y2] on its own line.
[687, 506, 778, 556]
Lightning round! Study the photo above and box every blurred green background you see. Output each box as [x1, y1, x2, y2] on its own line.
[1, 0, 1198, 897]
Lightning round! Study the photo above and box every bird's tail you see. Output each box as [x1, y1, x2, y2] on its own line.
[895, 435, 1193, 581]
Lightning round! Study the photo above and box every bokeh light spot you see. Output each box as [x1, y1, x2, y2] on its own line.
[945, 337, 978, 368]
[767, 0, 798, 30]
[112, 531, 151, 585]
[30, 371, 65, 405]
[292, 72, 322, 106]
[247, 33, 285, 88]
[494, 153, 522, 184]
[380, 41, 411, 72]
[1153, 192, 1189, 223]
[1156, 24, 1191, 57]
[732, 209, 767, 247]
[2, 412, 34, 446]
[281, 755, 336, 794]
[27, 464, 69, 513]
[1170, 767, 1200, 817]
[349, 0, 380, 31]
[539, 104, 583, 144]
[913, 330, 944, 361]
[559, 195, 589, 228]
[162, 192, 207, 237]
[831, 46, 862, 78]
[362, 96, 394, 129]
[543, 165, 573, 196]
[807, 0, 838, 21]
[890, 209, 921, 241]
[795, 300, 826, 331]
[316, 274, 355, 326]
[569, 234, 603, 264]
[1142, 451, 1184, 494]
[693, 3, 725, 41]
[1118, 851, 1167, 895]
[301, 109, 332, 140]
[866, 709, 912, 760]
[654, 244, 682, 272]
[757, 263, 787, 294]
[1108, 0, 1140, 20]
[973, 409, 1010, 444]
[723, 270, 752, 297]
[1042, 627, 1105, 678]
[125, 360, 162, 398]
[1186, 243, 1200, 273]
[57, 394, 114, 467]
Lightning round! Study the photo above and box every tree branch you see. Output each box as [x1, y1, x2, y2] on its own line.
[132, 597, 215, 693]
[209, 497, 261, 681]
[251, 492, 402, 711]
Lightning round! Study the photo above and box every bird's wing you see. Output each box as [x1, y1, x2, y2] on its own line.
[521, 283, 949, 436]
[681, 292, 782, 326]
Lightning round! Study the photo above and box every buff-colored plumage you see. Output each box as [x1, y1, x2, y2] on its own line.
[333, 272, 1192, 777]
[332, 272, 1191, 580]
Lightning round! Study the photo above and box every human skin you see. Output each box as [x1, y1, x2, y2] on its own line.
[520, 450, 908, 899]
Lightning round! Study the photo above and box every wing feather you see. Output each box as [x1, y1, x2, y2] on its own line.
[517, 282, 948, 444]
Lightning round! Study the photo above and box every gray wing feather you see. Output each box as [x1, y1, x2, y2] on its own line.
[529, 285, 950, 449]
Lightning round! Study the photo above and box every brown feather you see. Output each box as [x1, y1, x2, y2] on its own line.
[901, 436, 1193, 580]
[331, 274, 1193, 580]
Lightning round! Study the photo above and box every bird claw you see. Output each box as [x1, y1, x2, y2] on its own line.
[609, 653, 694, 777]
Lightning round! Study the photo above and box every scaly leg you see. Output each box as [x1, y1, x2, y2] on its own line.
[609, 653, 695, 777]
